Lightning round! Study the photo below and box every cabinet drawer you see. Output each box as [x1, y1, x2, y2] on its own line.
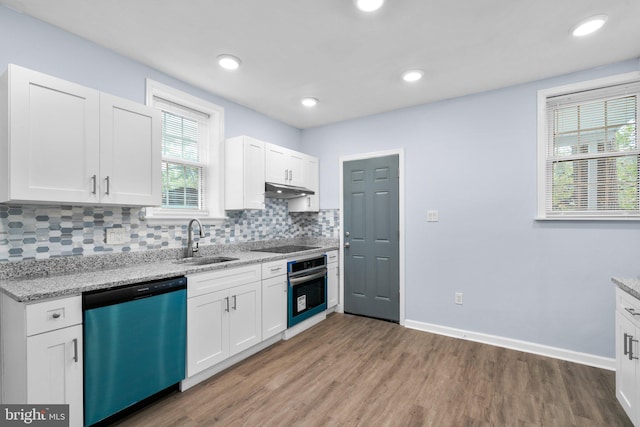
[326, 250, 338, 264]
[26, 295, 82, 336]
[617, 287, 640, 324]
[188, 264, 261, 298]
[262, 260, 287, 279]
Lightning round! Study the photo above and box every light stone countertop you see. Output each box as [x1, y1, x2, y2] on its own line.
[612, 277, 640, 301]
[0, 240, 338, 302]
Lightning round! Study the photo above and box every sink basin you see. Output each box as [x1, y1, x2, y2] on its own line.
[175, 256, 239, 266]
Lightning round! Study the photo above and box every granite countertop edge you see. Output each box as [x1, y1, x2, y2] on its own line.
[612, 277, 640, 301]
[0, 243, 339, 303]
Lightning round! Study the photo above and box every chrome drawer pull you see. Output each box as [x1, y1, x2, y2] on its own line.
[626, 307, 640, 316]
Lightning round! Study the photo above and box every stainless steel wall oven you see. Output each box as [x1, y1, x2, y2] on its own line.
[287, 255, 327, 327]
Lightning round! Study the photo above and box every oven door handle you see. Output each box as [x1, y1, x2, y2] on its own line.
[289, 269, 327, 286]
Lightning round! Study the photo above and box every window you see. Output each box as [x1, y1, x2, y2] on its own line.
[145, 80, 225, 222]
[537, 73, 640, 219]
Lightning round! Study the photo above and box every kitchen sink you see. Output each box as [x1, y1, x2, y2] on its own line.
[175, 256, 239, 265]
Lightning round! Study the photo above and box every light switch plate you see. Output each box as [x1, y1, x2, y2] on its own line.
[106, 228, 127, 245]
[427, 210, 439, 222]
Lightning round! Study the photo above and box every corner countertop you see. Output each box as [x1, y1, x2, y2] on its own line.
[612, 277, 640, 301]
[0, 240, 339, 302]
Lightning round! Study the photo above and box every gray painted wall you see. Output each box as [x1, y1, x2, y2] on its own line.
[301, 58, 640, 358]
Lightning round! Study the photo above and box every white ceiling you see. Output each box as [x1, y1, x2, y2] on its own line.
[2, 0, 639, 129]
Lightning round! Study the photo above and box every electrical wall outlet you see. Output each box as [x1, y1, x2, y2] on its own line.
[427, 210, 439, 222]
[106, 228, 127, 245]
[455, 292, 463, 305]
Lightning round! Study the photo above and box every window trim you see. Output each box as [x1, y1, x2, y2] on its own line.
[536, 71, 640, 221]
[144, 79, 226, 224]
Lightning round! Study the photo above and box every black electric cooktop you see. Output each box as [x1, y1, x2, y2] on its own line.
[250, 245, 320, 254]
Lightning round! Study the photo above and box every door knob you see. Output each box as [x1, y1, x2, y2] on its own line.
[345, 231, 350, 237]
[344, 242, 350, 248]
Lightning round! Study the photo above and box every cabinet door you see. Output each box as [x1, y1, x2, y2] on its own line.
[7, 64, 100, 204]
[287, 151, 304, 187]
[26, 325, 83, 427]
[327, 262, 339, 308]
[225, 136, 265, 210]
[187, 289, 230, 377]
[262, 276, 287, 339]
[265, 143, 288, 184]
[229, 282, 262, 356]
[289, 156, 319, 212]
[616, 311, 638, 423]
[100, 93, 161, 206]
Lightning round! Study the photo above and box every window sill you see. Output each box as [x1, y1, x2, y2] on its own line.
[141, 207, 227, 226]
[535, 215, 640, 221]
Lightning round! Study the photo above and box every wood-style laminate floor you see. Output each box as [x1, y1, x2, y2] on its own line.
[113, 313, 632, 427]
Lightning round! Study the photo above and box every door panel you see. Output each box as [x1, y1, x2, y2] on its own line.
[343, 155, 399, 322]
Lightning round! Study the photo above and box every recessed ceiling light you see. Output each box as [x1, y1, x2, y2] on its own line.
[571, 15, 608, 37]
[354, 0, 384, 12]
[402, 70, 424, 83]
[301, 97, 319, 107]
[217, 54, 241, 70]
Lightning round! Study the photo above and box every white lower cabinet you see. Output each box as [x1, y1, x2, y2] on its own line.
[616, 287, 640, 426]
[0, 294, 83, 427]
[262, 260, 288, 339]
[186, 265, 262, 377]
[326, 250, 339, 308]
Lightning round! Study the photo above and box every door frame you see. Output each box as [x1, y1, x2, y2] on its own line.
[338, 149, 405, 325]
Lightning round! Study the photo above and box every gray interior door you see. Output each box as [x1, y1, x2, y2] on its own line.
[343, 155, 399, 322]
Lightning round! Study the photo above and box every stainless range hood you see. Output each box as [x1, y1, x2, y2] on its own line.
[265, 182, 315, 199]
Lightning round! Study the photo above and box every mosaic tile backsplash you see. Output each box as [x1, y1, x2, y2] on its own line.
[0, 199, 340, 262]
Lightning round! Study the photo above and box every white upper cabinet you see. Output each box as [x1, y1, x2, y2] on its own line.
[99, 94, 161, 206]
[0, 64, 160, 206]
[289, 155, 319, 212]
[225, 135, 266, 210]
[265, 142, 304, 187]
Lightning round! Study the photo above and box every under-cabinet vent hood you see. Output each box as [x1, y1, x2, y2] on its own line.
[265, 182, 315, 199]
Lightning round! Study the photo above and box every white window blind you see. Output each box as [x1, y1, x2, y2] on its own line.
[543, 81, 639, 218]
[155, 97, 210, 211]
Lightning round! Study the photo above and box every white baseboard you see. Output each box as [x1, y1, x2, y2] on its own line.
[404, 319, 615, 371]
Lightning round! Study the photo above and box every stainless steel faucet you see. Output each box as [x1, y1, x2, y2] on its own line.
[185, 218, 205, 258]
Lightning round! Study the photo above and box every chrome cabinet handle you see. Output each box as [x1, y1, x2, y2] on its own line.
[225, 296, 229, 312]
[624, 332, 630, 356]
[307, 197, 311, 207]
[91, 174, 97, 194]
[232, 295, 237, 310]
[284, 169, 289, 181]
[270, 267, 282, 272]
[289, 170, 292, 181]
[72, 338, 78, 363]
[627, 334, 639, 361]
[105, 176, 110, 195]
[52, 312, 61, 319]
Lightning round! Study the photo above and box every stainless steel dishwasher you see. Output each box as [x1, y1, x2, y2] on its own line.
[83, 276, 187, 426]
